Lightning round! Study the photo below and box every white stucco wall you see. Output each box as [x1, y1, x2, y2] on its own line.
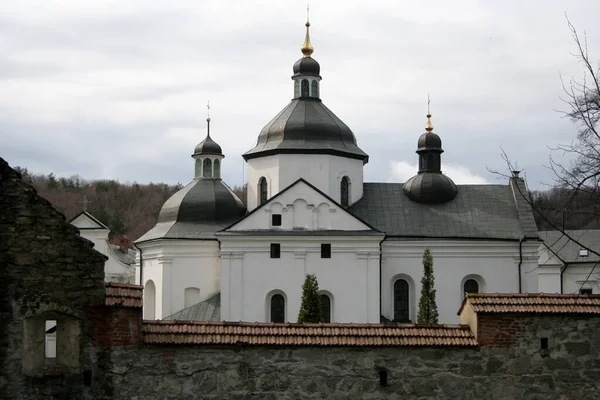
[563, 263, 599, 294]
[136, 239, 221, 319]
[381, 239, 534, 324]
[246, 154, 364, 211]
[231, 180, 372, 232]
[76, 228, 134, 283]
[220, 235, 382, 323]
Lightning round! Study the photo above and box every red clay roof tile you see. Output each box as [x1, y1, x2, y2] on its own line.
[458, 293, 600, 315]
[105, 282, 143, 308]
[142, 321, 477, 347]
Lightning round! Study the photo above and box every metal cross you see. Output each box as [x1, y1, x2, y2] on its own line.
[80, 195, 91, 212]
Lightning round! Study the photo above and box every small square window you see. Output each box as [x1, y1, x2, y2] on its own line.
[272, 214, 282, 226]
[580, 288, 593, 295]
[540, 337, 549, 350]
[321, 244, 331, 259]
[270, 243, 281, 259]
[579, 249, 589, 257]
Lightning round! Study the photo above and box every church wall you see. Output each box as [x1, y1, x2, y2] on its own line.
[137, 240, 221, 319]
[277, 154, 363, 206]
[563, 263, 599, 294]
[382, 240, 522, 324]
[220, 236, 381, 323]
[246, 155, 280, 210]
[246, 154, 364, 211]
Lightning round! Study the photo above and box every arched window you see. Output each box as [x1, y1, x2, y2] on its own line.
[311, 80, 319, 98]
[184, 287, 200, 308]
[213, 159, 221, 178]
[393, 279, 410, 323]
[301, 79, 309, 97]
[144, 280, 156, 320]
[294, 80, 300, 98]
[340, 176, 350, 207]
[320, 294, 331, 323]
[259, 177, 268, 205]
[463, 279, 479, 296]
[270, 294, 285, 323]
[203, 158, 212, 178]
[194, 158, 202, 178]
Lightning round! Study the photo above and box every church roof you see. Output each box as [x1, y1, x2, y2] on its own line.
[162, 293, 221, 321]
[540, 229, 600, 264]
[136, 179, 246, 243]
[349, 182, 539, 240]
[69, 211, 109, 230]
[243, 98, 369, 163]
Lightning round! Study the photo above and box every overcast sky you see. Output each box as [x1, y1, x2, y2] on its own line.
[2, 0, 599, 190]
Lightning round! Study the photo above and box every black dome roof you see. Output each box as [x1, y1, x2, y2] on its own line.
[417, 132, 442, 152]
[402, 173, 458, 204]
[158, 179, 246, 225]
[243, 98, 368, 163]
[193, 134, 223, 156]
[293, 57, 321, 78]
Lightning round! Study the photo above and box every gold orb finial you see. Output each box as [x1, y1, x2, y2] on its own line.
[301, 5, 313, 57]
[425, 113, 434, 132]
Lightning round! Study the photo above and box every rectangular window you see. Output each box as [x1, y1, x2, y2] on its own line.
[540, 337, 549, 350]
[272, 214, 282, 226]
[321, 243, 331, 259]
[270, 243, 281, 259]
[45, 320, 57, 359]
[580, 288, 593, 295]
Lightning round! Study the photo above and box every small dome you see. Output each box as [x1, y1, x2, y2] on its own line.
[293, 57, 321, 78]
[158, 179, 246, 226]
[417, 132, 442, 152]
[403, 173, 458, 204]
[193, 134, 222, 156]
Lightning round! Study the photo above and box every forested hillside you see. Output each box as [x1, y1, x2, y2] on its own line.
[14, 167, 247, 242]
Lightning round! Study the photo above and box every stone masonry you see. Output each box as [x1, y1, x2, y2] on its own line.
[0, 157, 107, 399]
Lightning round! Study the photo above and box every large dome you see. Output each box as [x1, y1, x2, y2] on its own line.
[137, 179, 246, 242]
[243, 98, 368, 163]
[403, 173, 458, 204]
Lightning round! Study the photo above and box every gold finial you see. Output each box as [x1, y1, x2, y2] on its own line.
[301, 4, 314, 57]
[425, 94, 434, 132]
[206, 101, 211, 122]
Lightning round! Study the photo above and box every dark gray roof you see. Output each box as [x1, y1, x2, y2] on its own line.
[107, 244, 136, 265]
[193, 134, 222, 156]
[349, 181, 539, 240]
[403, 173, 458, 204]
[292, 56, 321, 78]
[137, 179, 246, 243]
[243, 98, 368, 163]
[540, 230, 600, 264]
[163, 293, 221, 321]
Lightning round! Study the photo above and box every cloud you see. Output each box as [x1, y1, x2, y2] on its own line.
[389, 161, 489, 184]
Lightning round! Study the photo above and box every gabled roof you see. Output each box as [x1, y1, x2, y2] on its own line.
[220, 178, 381, 234]
[69, 211, 109, 230]
[539, 229, 600, 264]
[162, 293, 221, 321]
[458, 292, 600, 315]
[349, 182, 539, 240]
[143, 320, 476, 347]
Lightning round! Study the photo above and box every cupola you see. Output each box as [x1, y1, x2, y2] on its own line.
[403, 112, 458, 204]
[192, 112, 224, 179]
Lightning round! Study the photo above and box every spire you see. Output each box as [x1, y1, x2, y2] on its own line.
[301, 5, 314, 57]
[206, 101, 211, 136]
[425, 95, 434, 132]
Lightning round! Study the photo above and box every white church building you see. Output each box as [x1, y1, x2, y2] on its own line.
[135, 20, 543, 324]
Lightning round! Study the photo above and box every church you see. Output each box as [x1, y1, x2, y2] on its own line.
[134, 19, 541, 324]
